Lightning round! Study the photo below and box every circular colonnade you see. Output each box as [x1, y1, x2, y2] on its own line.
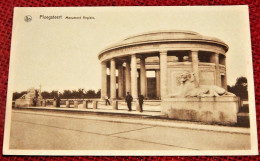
[98, 30, 228, 101]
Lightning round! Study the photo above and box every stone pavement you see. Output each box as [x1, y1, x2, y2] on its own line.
[9, 108, 251, 151]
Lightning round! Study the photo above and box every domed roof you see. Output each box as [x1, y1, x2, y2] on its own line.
[99, 30, 228, 56]
[123, 30, 209, 43]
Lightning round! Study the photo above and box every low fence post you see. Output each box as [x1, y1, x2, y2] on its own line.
[93, 100, 98, 109]
[53, 100, 57, 107]
[83, 100, 88, 109]
[86, 100, 89, 108]
[74, 100, 78, 108]
[65, 100, 70, 108]
[42, 99, 46, 107]
[112, 100, 118, 110]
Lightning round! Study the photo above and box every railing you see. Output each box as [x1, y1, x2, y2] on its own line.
[13, 99, 161, 112]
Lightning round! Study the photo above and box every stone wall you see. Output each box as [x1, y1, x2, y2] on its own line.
[161, 96, 240, 125]
[15, 99, 34, 108]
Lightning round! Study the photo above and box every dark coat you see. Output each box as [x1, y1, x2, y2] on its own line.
[125, 94, 133, 103]
[138, 95, 144, 103]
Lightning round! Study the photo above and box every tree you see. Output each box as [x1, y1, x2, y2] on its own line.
[62, 90, 72, 99]
[41, 91, 51, 99]
[96, 89, 101, 98]
[12, 91, 27, 100]
[77, 88, 85, 99]
[50, 90, 58, 99]
[13, 88, 102, 100]
[85, 90, 96, 98]
[235, 77, 247, 86]
[228, 76, 248, 99]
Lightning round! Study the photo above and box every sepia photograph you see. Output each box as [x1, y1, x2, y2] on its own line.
[3, 6, 258, 155]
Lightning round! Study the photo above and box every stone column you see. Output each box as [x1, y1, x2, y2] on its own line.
[223, 56, 227, 90]
[140, 56, 147, 97]
[213, 53, 221, 87]
[131, 54, 138, 99]
[101, 61, 107, 99]
[191, 50, 199, 87]
[123, 67, 126, 97]
[160, 51, 168, 99]
[125, 60, 131, 94]
[110, 58, 116, 100]
[155, 69, 160, 98]
[118, 62, 124, 98]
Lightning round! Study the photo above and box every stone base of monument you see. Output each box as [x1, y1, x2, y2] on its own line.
[15, 99, 34, 108]
[36, 99, 43, 106]
[161, 96, 240, 125]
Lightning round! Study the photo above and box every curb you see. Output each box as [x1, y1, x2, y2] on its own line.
[12, 107, 250, 135]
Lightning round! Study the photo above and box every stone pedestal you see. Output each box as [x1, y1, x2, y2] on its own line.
[82, 100, 88, 109]
[42, 100, 46, 107]
[53, 100, 57, 107]
[36, 95, 43, 106]
[161, 96, 239, 125]
[93, 101, 98, 109]
[112, 100, 118, 110]
[36, 99, 43, 107]
[65, 100, 70, 108]
[74, 100, 78, 108]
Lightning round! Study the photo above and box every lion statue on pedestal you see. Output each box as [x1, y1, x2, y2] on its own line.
[170, 72, 235, 97]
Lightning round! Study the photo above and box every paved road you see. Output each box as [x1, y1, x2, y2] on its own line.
[9, 110, 251, 150]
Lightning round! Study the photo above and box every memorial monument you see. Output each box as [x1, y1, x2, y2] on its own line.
[14, 88, 36, 107]
[14, 86, 43, 108]
[36, 85, 43, 106]
[98, 30, 239, 124]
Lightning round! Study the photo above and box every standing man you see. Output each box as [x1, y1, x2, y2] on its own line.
[57, 92, 61, 107]
[105, 95, 110, 106]
[33, 96, 37, 107]
[125, 92, 133, 111]
[138, 94, 144, 112]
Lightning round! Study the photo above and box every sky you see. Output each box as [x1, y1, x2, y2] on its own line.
[9, 6, 252, 92]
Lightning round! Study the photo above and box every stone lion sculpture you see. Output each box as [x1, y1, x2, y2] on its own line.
[170, 72, 235, 97]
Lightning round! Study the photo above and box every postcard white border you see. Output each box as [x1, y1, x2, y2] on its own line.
[2, 6, 258, 156]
